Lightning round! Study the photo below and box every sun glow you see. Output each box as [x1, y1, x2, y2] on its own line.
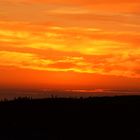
[0, 0, 140, 90]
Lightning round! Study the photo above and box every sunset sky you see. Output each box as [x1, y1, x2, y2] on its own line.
[0, 0, 140, 92]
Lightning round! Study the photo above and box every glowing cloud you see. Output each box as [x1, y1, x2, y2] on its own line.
[0, 0, 140, 90]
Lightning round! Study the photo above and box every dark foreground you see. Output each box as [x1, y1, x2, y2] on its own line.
[0, 96, 140, 139]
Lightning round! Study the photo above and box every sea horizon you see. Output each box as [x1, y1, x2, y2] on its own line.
[0, 88, 140, 100]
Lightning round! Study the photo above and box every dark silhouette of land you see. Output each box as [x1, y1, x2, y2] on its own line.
[0, 96, 140, 139]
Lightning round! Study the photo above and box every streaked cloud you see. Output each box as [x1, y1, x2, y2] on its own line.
[0, 0, 140, 89]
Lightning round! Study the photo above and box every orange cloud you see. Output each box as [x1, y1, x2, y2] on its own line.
[0, 0, 140, 90]
[0, 21, 140, 78]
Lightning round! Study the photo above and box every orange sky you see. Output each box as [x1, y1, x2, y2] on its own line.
[0, 0, 140, 91]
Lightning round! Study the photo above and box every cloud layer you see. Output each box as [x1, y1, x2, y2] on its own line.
[0, 0, 140, 89]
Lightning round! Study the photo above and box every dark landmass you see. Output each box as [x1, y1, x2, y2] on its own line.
[0, 96, 140, 139]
